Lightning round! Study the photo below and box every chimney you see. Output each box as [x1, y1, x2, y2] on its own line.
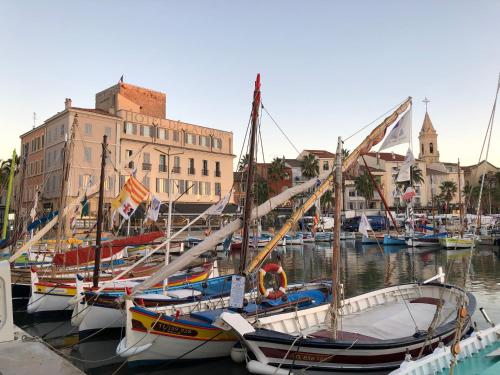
[65, 98, 72, 109]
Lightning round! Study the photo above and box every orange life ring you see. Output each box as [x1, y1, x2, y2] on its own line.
[258, 262, 287, 300]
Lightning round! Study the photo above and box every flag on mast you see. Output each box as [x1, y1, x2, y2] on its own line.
[396, 148, 415, 182]
[112, 176, 149, 220]
[205, 189, 232, 216]
[378, 109, 412, 151]
[358, 213, 372, 237]
[146, 195, 162, 222]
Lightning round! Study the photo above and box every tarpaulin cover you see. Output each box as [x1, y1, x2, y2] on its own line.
[52, 231, 164, 266]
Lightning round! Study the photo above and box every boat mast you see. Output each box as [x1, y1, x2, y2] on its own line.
[239, 74, 261, 275]
[2, 149, 16, 240]
[457, 159, 463, 236]
[55, 114, 78, 253]
[360, 155, 400, 234]
[92, 134, 108, 288]
[331, 137, 343, 338]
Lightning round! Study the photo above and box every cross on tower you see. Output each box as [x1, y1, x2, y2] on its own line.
[422, 97, 430, 112]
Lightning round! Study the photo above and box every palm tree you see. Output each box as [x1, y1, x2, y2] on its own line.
[410, 166, 424, 186]
[301, 154, 319, 179]
[256, 180, 269, 205]
[354, 170, 374, 209]
[320, 189, 334, 215]
[237, 154, 250, 172]
[439, 180, 457, 213]
[268, 157, 288, 182]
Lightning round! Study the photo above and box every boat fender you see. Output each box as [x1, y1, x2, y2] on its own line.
[452, 342, 461, 355]
[116, 338, 153, 358]
[258, 263, 287, 300]
[413, 330, 427, 338]
[459, 306, 468, 319]
[175, 310, 180, 320]
[247, 360, 293, 375]
[230, 343, 246, 363]
[243, 298, 249, 307]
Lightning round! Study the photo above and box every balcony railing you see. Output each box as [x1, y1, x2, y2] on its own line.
[172, 166, 181, 174]
[159, 165, 167, 172]
[142, 163, 152, 171]
[215, 170, 221, 177]
[188, 167, 196, 175]
[202, 168, 209, 176]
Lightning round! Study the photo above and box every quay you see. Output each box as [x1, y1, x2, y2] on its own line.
[0, 260, 83, 375]
[0, 326, 84, 375]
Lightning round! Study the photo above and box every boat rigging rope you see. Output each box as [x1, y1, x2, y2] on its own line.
[261, 103, 300, 154]
[343, 97, 408, 142]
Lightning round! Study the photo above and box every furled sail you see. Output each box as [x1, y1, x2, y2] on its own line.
[245, 97, 412, 273]
[131, 171, 330, 295]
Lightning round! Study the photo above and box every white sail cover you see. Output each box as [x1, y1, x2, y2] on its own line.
[131, 171, 330, 295]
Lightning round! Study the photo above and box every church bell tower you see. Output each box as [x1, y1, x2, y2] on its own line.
[418, 98, 439, 163]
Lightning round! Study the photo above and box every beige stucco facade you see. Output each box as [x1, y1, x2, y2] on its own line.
[18, 82, 234, 220]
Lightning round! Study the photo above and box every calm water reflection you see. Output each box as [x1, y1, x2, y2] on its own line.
[16, 241, 500, 374]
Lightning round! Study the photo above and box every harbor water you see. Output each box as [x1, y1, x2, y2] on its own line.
[14, 241, 500, 374]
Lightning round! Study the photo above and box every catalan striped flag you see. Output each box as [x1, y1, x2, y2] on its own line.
[112, 176, 150, 220]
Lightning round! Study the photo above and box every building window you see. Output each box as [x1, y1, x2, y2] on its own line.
[126, 149, 134, 169]
[215, 161, 221, 177]
[173, 156, 181, 173]
[212, 137, 222, 149]
[348, 190, 356, 197]
[142, 152, 151, 170]
[124, 122, 137, 135]
[85, 123, 92, 135]
[158, 128, 168, 140]
[84, 147, 92, 161]
[41, 135, 45, 147]
[323, 161, 329, 171]
[215, 182, 221, 196]
[430, 142, 434, 154]
[40, 159, 44, 173]
[199, 135, 210, 147]
[79, 174, 92, 188]
[205, 182, 211, 195]
[190, 180, 198, 195]
[185, 133, 197, 145]
[173, 131, 180, 142]
[421, 143, 424, 154]
[142, 176, 150, 190]
[159, 154, 167, 172]
[60, 124, 65, 137]
[188, 158, 195, 174]
[202, 160, 208, 176]
[105, 127, 112, 138]
[156, 178, 169, 193]
[105, 176, 114, 191]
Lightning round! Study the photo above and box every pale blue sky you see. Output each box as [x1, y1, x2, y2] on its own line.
[0, 1, 499, 166]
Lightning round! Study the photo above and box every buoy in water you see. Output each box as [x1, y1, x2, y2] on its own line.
[230, 343, 246, 363]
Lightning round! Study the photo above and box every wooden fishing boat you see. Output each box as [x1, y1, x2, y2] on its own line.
[439, 234, 480, 249]
[117, 284, 331, 365]
[221, 282, 476, 374]
[315, 232, 333, 242]
[383, 234, 407, 246]
[301, 232, 315, 243]
[73, 272, 233, 337]
[26, 262, 212, 314]
[360, 233, 385, 244]
[406, 232, 447, 247]
[287, 233, 304, 245]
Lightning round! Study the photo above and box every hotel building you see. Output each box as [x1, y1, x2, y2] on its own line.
[17, 82, 234, 221]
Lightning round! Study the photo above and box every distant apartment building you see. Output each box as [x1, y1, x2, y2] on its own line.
[17, 81, 234, 219]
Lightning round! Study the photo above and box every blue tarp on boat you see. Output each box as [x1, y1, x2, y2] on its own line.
[27, 211, 59, 232]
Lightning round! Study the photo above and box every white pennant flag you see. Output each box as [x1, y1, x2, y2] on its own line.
[358, 213, 372, 237]
[396, 148, 415, 182]
[146, 195, 162, 222]
[379, 109, 412, 151]
[205, 189, 232, 216]
[29, 191, 39, 222]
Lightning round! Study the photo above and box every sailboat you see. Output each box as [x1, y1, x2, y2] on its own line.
[115, 75, 333, 365]
[217, 99, 477, 374]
